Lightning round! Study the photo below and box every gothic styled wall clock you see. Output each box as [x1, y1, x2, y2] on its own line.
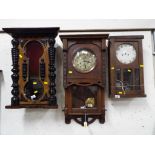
[109, 35, 146, 98]
[60, 34, 109, 126]
[3, 28, 59, 108]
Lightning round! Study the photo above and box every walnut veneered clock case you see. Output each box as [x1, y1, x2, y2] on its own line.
[3, 28, 59, 108]
[109, 35, 146, 98]
[60, 34, 109, 126]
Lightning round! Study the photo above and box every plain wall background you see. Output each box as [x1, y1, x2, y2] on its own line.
[0, 20, 155, 135]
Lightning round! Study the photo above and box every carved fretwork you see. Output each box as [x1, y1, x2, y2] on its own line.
[48, 38, 57, 105]
[22, 60, 27, 81]
[60, 34, 108, 126]
[63, 50, 67, 88]
[40, 59, 45, 81]
[40, 39, 48, 46]
[102, 48, 107, 86]
[11, 38, 20, 105]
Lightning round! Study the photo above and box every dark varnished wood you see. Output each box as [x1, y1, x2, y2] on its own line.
[5, 104, 58, 109]
[3, 27, 60, 109]
[59, 34, 109, 39]
[109, 35, 144, 39]
[109, 35, 146, 98]
[48, 38, 57, 105]
[2, 28, 59, 38]
[10, 38, 20, 105]
[60, 34, 108, 126]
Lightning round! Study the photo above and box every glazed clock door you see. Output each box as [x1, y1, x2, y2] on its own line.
[109, 36, 146, 98]
[61, 34, 109, 126]
[70, 85, 103, 112]
[72, 49, 96, 73]
[24, 40, 44, 101]
[67, 44, 102, 82]
[116, 44, 137, 65]
[3, 28, 59, 109]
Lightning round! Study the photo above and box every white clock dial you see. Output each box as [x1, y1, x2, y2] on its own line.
[73, 49, 96, 73]
[116, 44, 137, 64]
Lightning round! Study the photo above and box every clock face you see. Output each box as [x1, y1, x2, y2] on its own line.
[116, 44, 137, 64]
[73, 49, 96, 73]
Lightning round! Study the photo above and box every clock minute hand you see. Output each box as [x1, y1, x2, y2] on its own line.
[83, 60, 90, 63]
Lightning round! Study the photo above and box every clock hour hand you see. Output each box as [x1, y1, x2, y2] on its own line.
[83, 60, 91, 63]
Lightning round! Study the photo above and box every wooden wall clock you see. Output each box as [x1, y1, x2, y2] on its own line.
[3, 28, 59, 108]
[108, 35, 146, 98]
[60, 34, 109, 126]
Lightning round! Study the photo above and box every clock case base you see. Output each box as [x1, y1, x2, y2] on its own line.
[65, 113, 105, 126]
[110, 94, 146, 98]
[5, 104, 58, 109]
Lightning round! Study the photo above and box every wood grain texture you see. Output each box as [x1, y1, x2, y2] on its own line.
[60, 34, 108, 126]
[109, 35, 146, 98]
[3, 28, 59, 109]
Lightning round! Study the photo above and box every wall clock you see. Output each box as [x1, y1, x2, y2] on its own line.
[3, 28, 59, 108]
[60, 34, 109, 126]
[109, 35, 146, 98]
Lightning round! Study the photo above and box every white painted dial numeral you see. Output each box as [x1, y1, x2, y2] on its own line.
[116, 44, 136, 64]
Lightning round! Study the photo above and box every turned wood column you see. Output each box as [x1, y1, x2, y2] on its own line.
[11, 38, 20, 105]
[48, 38, 57, 105]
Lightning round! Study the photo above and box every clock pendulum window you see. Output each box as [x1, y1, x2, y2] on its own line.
[60, 34, 109, 126]
[108, 36, 146, 98]
[3, 28, 59, 109]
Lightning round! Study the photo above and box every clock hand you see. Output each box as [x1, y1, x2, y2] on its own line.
[83, 60, 91, 63]
[84, 64, 86, 69]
